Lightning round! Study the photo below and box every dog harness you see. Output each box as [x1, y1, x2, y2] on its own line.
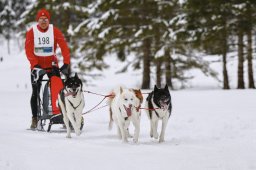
[67, 99, 82, 110]
[64, 89, 83, 110]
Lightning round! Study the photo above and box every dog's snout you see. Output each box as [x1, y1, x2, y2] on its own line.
[160, 96, 169, 102]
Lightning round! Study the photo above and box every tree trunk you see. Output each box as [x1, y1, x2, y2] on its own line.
[222, 33, 230, 89]
[156, 59, 162, 87]
[165, 48, 173, 89]
[237, 29, 245, 89]
[222, 52, 229, 89]
[246, 29, 255, 88]
[141, 38, 151, 89]
[7, 38, 10, 55]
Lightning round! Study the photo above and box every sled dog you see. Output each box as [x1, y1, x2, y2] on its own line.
[145, 85, 172, 142]
[57, 73, 85, 138]
[108, 87, 140, 143]
[125, 89, 143, 140]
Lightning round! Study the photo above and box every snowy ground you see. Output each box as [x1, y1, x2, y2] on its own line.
[0, 39, 256, 170]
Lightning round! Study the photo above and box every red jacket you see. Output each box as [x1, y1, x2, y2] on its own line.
[25, 25, 70, 69]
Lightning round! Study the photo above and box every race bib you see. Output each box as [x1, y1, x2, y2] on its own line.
[33, 24, 54, 56]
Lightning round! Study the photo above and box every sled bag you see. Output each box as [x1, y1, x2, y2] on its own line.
[50, 76, 63, 114]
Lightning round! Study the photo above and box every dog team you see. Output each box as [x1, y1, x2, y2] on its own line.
[57, 74, 172, 143]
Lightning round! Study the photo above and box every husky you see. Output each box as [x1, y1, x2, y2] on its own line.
[124, 89, 143, 141]
[145, 85, 172, 143]
[57, 73, 85, 138]
[108, 87, 140, 143]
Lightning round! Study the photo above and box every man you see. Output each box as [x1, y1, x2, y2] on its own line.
[25, 8, 70, 129]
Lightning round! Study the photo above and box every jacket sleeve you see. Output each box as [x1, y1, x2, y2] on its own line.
[25, 29, 38, 68]
[54, 27, 70, 65]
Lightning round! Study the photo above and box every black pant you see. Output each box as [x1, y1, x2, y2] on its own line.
[30, 68, 61, 118]
[30, 74, 43, 118]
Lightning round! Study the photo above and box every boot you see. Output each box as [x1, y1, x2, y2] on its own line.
[30, 117, 38, 129]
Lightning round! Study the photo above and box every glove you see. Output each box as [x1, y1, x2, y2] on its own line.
[34, 64, 41, 69]
[31, 65, 46, 83]
[50, 66, 60, 77]
[60, 64, 69, 76]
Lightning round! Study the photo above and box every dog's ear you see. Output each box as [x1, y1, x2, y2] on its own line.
[154, 85, 158, 92]
[74, 72, 78, 78]
[120, 87, 123, 94]
[164, 84, 169, 91]
[80, 80, 83, 92]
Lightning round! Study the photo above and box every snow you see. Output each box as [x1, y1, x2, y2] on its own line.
[155, 46, 165, 58]
[62, 2, 70, 9]
[98, 27, 111, 39]
[134, 29, 143, 37]
[0, 39, 256, 170]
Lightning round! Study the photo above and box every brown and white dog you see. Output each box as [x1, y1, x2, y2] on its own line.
[108, 87, 143, 143]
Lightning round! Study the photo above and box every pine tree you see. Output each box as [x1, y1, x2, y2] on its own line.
[0, 1, 3, 34]
[184, 0, 234, 89]
[244, 1, 255, 89]
[77, 0, 185, 88]
[76, 0, 157, 87]
[0, 0, 16, 54]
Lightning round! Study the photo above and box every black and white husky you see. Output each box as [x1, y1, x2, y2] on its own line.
[57, 73, 85, 138]
[145, 85, 172, 143]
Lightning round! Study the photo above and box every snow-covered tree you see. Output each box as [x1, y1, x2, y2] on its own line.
[75, 0, 190, 89]
[0, 0, 16, 54]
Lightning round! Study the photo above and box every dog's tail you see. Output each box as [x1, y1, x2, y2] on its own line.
[106, 90, 115, 105]
[108, 107, 113, 130]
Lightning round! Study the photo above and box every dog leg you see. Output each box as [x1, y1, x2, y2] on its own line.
[117, 126, 122, 139]
[66, 109, 80, 136]
[132, 118, 140, 143]
[124, 121, 132, 138]
[151, 118, 159, 139]
[74, 110, 82, 136]
[126, 128, 132, 138]
[154, 119, 159, 139]
[150, 120, 153, 138]
[63, 114, 71, 138]
[58, 97, 71, 138]
[159, 116, 168, 143]
[118, 122, 128, 143]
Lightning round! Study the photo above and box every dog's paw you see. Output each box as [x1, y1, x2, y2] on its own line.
[122, 138, 128, 143]
[127, 133, 133, 138]
[159, 138, 165, 143]
[153, 133, 159, 139]
[66, 135, 71, 138]
[75, 130, 81, 136]
[150, 129, 153, 138]
[133, 138, 138, 143]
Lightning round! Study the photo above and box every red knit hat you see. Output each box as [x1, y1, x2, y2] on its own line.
[36, 8, 50, 21]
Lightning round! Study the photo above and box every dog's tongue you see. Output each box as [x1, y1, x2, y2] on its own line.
[124, 105, 132, 117]
[65, 91, 77, 97]
[160, 101, 168, 110]
[65, 92, 74, 97]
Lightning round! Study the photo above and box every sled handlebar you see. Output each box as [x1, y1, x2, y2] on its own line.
[32, 67, 67, 83]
